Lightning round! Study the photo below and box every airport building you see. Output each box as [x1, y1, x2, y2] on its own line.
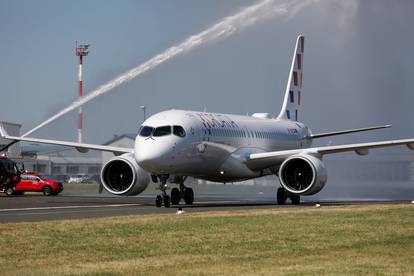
[21, 146, 102, 180]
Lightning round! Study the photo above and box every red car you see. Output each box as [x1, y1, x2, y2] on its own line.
[5, 172, 63, 196]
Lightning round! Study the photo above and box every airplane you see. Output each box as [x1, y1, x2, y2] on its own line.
[1, 35, 414, 207]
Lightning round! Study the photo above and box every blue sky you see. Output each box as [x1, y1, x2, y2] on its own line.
[0, 0, 254, 139]
[1, 0, 413, 145]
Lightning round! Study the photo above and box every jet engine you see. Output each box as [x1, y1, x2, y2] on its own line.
[101, 153, 150, 196]
[278, 154, 327, 195]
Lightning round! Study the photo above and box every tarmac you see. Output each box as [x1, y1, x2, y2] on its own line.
[0, 193, 410, 223]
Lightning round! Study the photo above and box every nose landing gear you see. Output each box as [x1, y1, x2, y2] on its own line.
[175, 176, 194, 205]
[168, 177, 194, 205]
[277, 187, 300, 205]
[183, 186, 194, 205]
[171, 187, 180, 205]
[154, 175, 194, 207]
[170, 186, 194, 205]
[155, 195, 162, 207]
[155, 175, 171, 208]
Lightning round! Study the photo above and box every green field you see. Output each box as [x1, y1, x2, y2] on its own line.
[0, 204, 413, 275]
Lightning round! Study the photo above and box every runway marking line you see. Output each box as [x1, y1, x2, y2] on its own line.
[0, 203, 142, 212]
[0, 200, 251, 214]
[11, 208, 147, 217]
[195, 200, 243, 204]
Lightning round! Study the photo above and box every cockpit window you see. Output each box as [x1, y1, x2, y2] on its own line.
[153, 126, 172, 137]
[173, 125, 186, 137]
[139, 126, 154, 137]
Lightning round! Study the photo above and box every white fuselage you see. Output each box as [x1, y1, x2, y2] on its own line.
[134, 109, 312, 182]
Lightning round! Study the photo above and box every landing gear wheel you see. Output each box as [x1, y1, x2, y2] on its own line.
[290, 194, 300, 205]
[155, 195, 163, 207]
[277, 187, 287, 205]
[184, 188, 194, 205]
[163, 195, 171, 208]
[171, 188, 181, 205]
[5, 187, 14, 196]
[43, 186, 52, 196]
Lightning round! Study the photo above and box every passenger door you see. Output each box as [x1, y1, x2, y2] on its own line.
[32, 177, 43, 191]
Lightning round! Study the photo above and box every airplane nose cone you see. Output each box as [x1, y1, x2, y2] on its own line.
[134, 138, 175, 172]
[134, 144, 160, 168]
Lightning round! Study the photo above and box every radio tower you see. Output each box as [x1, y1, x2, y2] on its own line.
[75, 42, 90, 143]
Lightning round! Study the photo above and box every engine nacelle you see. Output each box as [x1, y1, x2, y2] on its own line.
[278, 154, 327, 196]
[101, 153, 150, 196]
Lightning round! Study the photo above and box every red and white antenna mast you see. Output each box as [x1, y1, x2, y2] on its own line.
[75, 42, 90, 143]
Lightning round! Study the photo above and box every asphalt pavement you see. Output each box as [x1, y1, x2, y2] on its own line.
[0, 193, 409, 223]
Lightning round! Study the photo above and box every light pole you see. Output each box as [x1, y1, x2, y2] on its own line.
[140, 106, 147, 122]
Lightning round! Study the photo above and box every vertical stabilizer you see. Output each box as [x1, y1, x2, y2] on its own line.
[277, 35, 304, 121]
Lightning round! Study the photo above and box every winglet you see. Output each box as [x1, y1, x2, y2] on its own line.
[0, 123, 19, 152]
[0, 123, 8, 138]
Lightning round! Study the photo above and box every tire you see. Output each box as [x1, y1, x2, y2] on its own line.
[171, 188, 181, 205]
[277, 187, 287, 205]
[184, 188, 194, 205]
[5, 187, 14, 196]
[290, 194, 300, 205]
[43, 186, 52, 196]
[155, 195, 163, 207]
[163, 195, 171, 208]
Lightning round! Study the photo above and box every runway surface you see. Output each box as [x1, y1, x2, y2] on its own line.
[0, 194, 278, 222]
[0, 193, 410, 223]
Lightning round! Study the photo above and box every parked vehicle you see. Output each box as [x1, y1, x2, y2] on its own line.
[68, 174, 89, 183]
[52, 174, 70, 183]
[5, 172, 63, 196]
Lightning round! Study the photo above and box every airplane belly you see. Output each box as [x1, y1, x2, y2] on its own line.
[196, 147, 263, 182]
[216, 156, 261, 181]
[168, 142, 227, 175]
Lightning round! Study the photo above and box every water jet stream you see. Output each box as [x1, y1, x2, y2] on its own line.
[23, 0, 310, 138]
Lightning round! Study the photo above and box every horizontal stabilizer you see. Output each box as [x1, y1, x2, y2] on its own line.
[309, 124, 391, 139]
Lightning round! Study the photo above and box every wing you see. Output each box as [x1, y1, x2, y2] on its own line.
[247, 138, 414, 170]
[309, 124, 391, 139]
[0, 125, 132, 155]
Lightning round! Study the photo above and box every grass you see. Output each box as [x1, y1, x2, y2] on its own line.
[0, 204, 413, 275]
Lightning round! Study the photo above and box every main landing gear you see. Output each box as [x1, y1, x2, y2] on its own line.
[277, 187, 300, 205]
[155, 175, 194, 208]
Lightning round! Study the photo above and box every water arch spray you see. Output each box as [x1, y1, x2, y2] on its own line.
[23, 0, 311, 138]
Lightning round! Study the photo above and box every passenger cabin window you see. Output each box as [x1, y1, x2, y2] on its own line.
[173, 126, 186, 137]
[139, 126, 154, 137]
[153, 126, 172, 137]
